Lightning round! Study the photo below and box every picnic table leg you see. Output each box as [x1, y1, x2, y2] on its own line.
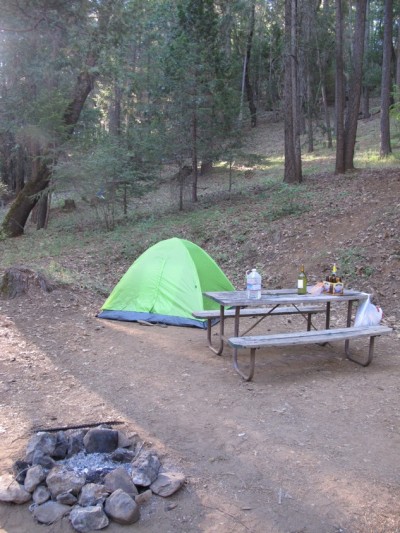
[325, 302, 331, 329]
[345, 334, 375, 367]
[231, 306, 256, 381]
[344, 300, 375, 366]
[229, 306, 241, 363]
[344, 300, 353, 357]
[206, 305, 225, 355]
[233, 347, 256, 381]
[234, 305, 240, 336]
[291, 304, 318, 332]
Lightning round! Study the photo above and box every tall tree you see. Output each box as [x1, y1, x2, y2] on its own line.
[361, 0, 371, 119]
[162, 0, 238, 204]
[314, 0, 335, 149]
[0, 0, 127, 237]
[344, 0, 368, 170]
[245, 0, 257, 127]
[336, 0, 368, 173]
[380, 0, 393, 156]
[335, 0, 346, 174]
[396, 22, 400, 92]
[284, 0, 302, 183]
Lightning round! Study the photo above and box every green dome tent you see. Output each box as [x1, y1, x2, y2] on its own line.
[97, 237, 235, 328]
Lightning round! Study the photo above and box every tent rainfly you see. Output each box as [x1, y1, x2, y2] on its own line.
[97, 237, 235, 328]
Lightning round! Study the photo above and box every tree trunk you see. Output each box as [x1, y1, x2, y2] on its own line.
[200, 160, 213, 175]
[191, 110, 198, 203]
[0, 0, 119, 238]
[316, 42, 333, 148]
[361, 86, 370, 119]
[304, 2, 314, 153]
[322, 83, 333, 148]
[343, 0, 368, 170]
[2, 61, 99, 237]
[109, 83, 122, 136]
[335, 0, 346, 174]
[396, 23, 400, 93]
[1, 162, 51, 236]
[380, 0, 393, 157]
[0, 133, 28, 194]
[361, 0, 371, 119]
[284, 0, 302, 183]
[35, 193, 50, 230]
[245, 1, 257, 127]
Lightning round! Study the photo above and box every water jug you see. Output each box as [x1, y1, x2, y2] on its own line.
[246, 268, 262, 299]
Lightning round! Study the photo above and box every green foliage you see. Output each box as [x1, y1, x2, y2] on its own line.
[337, 247, 374, 282]
[260, 183, 312, 221]
[54, 133, 158, 230]
[25, 91, 70, 141]
[159, 0, 241, 167]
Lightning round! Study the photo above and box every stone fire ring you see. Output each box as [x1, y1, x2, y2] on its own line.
[0, 424, 186, 531]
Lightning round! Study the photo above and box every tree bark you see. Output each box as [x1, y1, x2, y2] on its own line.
[0, 267, 54, 299]
[335, 0, 346, 174]
[284, 0, 302, 183]
[245, 1, 257, 127]
[304, 0, 314, 153]
[361, 0, 371, 119]
[35, 193, 50, 230]
[316, 39, 333, 148]
[191, 110, 198, 203]
[361, 86, 370, 119]
[396, 23, 400, 93]
[343, 0, 368, 170]
[380, 0, 393, 156]
[109, 83, 123, 136]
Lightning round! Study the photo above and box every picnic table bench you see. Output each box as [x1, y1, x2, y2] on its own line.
[201, 289, 392, 382]
[193, 305, 325, 354]
[228, 325, 393, 381]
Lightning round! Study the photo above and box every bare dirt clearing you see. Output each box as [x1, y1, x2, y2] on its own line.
[0, 112, 400, 532]
[0, 286, 399, 533]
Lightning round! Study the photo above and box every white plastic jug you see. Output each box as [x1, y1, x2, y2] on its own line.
[246, 268, 262, 299]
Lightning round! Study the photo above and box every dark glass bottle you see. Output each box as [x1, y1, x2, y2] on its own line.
[329, 263, 337, 293]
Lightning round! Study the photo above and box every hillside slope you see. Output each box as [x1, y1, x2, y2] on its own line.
[0, 111, 400, 533]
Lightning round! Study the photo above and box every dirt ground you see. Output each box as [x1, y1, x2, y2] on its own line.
[0, 287, 399, 533]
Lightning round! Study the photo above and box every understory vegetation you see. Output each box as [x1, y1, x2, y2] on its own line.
[0, 110, 399, 323]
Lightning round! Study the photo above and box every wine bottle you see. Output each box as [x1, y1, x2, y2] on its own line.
[330, 263, 337, 283]
[332, 265, 344, 295]
[297, 265, 307, 295]
[329, 263, 337, 293]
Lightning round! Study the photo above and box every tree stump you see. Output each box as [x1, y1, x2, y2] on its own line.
[0, 267, 54, 299]
[200, 160, 213, 175]
[62, 199, 76, 211]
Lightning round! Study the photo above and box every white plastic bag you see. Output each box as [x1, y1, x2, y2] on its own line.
[354, 295, 383, 327]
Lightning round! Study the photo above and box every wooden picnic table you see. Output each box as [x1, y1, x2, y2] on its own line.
[204, 288, 368, 351]
[202, 289, 391, 380]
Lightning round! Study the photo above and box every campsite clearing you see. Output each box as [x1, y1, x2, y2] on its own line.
[0, 112, 399, 533]
[0, 286, 399, 533]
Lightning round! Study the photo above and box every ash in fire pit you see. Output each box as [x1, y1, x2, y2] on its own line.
[0, 424, 186, 531]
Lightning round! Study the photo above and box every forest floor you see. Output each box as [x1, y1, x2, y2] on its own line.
[0, 111, 400, 533]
